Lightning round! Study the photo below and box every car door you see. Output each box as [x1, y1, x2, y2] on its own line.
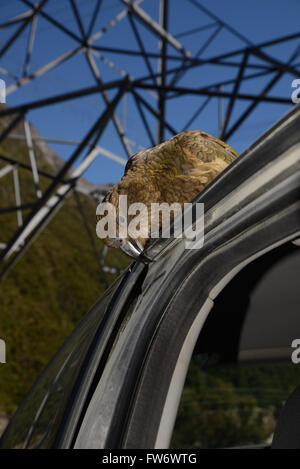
[73, 105, 300, 449]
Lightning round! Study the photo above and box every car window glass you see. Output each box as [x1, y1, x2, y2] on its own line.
[0, 281, 121, 449]
[171, 243, 300, 449]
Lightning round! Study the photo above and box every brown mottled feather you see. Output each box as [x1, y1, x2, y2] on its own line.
[97, 130, 238, 248]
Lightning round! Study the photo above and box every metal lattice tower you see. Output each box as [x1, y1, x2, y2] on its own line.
[0, 0, 299, 280]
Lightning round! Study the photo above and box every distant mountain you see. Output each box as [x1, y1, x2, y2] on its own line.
[0, 103, 101, 193]
[0, 104, 64, 173]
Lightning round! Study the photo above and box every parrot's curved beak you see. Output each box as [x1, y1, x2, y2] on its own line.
[120, 240, 152, 263]
[120, 240, 141, 258]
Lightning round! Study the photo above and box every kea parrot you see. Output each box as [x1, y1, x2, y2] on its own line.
[96, 130, 238, 258]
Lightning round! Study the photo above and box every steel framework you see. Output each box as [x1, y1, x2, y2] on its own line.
[0, 0, 299, 280]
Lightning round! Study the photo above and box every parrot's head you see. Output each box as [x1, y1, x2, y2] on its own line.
[96, 149, 164, 259]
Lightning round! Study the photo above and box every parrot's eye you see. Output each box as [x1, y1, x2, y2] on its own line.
[124, 152, 138, 172]
[124, 159, 132, 172]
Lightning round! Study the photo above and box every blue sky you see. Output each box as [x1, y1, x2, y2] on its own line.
[0, 0, 299, 184]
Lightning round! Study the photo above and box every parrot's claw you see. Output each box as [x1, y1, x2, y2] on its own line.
[121, 240, 141, 258]
[120, 240, 152, 263]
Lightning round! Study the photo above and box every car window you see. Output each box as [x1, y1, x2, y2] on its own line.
[171, 242, 300, 449]
[0, 277, 123, 449]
